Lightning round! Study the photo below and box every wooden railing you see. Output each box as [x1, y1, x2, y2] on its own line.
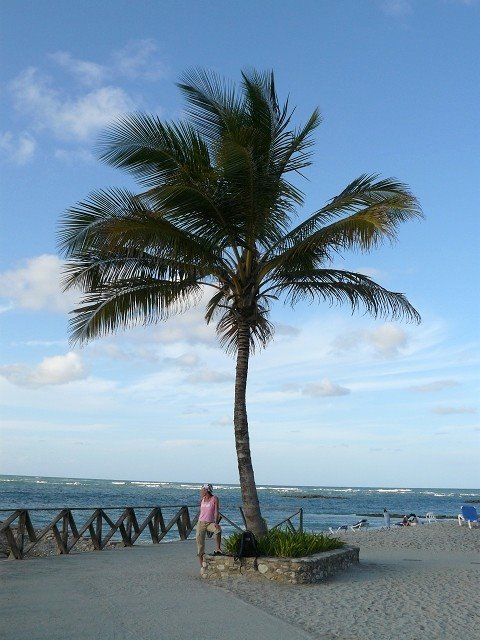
[271, 508, 303, 533]
[0, 505, 199, 560]
[239, 506, 304, 534]
[0, 506, 303, 559]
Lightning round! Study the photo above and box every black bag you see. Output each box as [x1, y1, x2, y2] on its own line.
[235, 530, 258, 559]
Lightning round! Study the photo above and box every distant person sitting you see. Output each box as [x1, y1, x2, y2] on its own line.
[402, 515, 410, 526]
[407, 513, 419, 525]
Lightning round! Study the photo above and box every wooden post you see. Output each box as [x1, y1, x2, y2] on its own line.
[125, 509, 133, 545]
[151, 508, 160, 543]
[67, 510, 79, 553]
[51, 523, 67, 554]
[88, 509, 102, 549]
[24, 511, 37, 543]
[96, 510, 102, 549]
[158, 508, 166, 534]
[18, 510, 27, 557]
[177, 508, 187, 540]
[62, 510, 69, 550]
[181, 506, 192, 537]
[4, 530, 21, 559]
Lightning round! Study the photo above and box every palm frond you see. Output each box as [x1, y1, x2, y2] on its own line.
[214, 305, 275, 355]
[58, 187, 237, 275]
[69, 278, 202, 345]
[276, 108, 322, 173]
[178, 68, 245, 145]
[97, 114, 212, 188]
[264, 269, 420, 323]
[58, 188, 153, 257]
[266, 175, 423, 260]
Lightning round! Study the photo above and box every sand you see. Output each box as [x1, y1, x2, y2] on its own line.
[1, 520, 478, 639]
[211, 521, 479, 640]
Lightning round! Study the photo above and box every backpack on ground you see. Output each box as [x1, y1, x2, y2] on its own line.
[234, 529, 258, 560]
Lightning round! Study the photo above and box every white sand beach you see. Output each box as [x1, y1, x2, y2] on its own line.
[212, 521, 479, 640]
[1, 521, 478, 640]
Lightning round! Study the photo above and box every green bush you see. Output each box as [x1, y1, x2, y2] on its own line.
[223, 528, 344, 558]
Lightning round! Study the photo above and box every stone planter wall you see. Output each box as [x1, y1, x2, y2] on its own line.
[201, 545, 359, 584]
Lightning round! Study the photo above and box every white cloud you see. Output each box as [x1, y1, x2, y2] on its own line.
[185, 369, 233, 384]
[112, 39, 167, 80]
[331, 323, 408, 358]
[182, 405, 208, 415]
[0, 254, 79, 312]
[164, 352, 201, 368]
[49, 40, 167, 86]
[0, 302, 14, 314]
[53, 148, 96, 163]
[57, 86, 135, 140]
[10, 67, 136, 141]
[410, 380, 460, 393]
[17, 339, 67, 348]
[212, 415, 232, 427]
[5, 40, 169, 162]
[302, 378, 350, 397]
[89, 342, 160, 364]
[432, 405, 476, 415]
[368, 324, 408, 357]
[275, 323, 300, 337]
[330, 330, 362, 354]
[0, 418, 112, 433]
[149, 301, 218, 346]
[281, 383, 301, 393]
[0, 131, 36, 164]
[0, 352, 87, 388]
[49, 51, 107, 86]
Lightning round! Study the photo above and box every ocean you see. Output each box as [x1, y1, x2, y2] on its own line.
[1, 475, 478, 541]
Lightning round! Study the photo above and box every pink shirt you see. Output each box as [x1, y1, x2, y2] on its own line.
[199, 496, 217, 522]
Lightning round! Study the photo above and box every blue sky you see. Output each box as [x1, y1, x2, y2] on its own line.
[0, 0, 478, 488]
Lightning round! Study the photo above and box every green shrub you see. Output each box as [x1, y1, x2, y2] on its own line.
[223, 528, 344, 558]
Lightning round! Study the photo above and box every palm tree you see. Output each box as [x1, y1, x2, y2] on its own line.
[58, 69, 422, 537]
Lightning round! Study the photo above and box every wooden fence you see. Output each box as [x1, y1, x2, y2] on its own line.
[0, 505, 198, 560]
[271, 508, 303, 533]
[0, 506, 303, 560]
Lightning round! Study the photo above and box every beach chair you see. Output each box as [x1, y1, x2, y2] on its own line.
[350, 518, 368, 531]
[425, 512, 437, 524]
[329, 524, 349, 534]
[457, 505, 480, 529]
[329, 519, 368, 534]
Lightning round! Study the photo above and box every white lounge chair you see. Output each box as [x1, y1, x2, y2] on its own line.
[458, 505, 480, 529]
[329, 524, 348, 534]
[329, 519, 368, 534]
[425, 512, 437, 524]
[350, 518, 368, 531]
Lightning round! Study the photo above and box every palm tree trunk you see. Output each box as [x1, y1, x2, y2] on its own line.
[234, 319, 268, 538]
